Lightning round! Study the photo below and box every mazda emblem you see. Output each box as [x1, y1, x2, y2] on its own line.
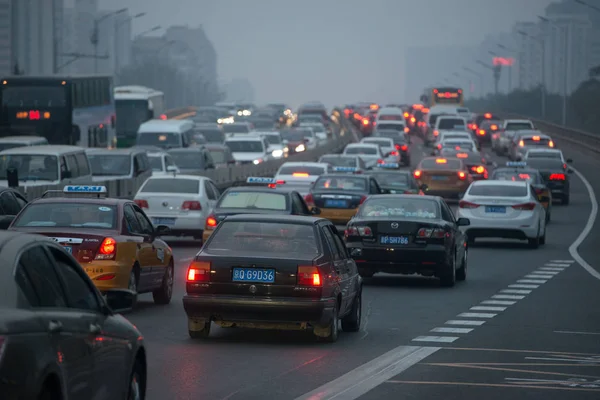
[162, 201, 168, 207]
[249, 285, 257, 294]
[391, 222, 399, 229]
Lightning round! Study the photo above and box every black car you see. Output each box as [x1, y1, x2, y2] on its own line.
[318, 154, 367, 173]
[344, 195, 470, 287]
[368, 170, 426, 195]
[523, 157, 572, 204]
[183, 214, 362, 342]
[0, 231, 144, 399]
[0, 186, 28, 229]
[373, 129, 411, 165]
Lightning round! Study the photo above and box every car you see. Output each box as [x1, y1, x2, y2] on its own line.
[222, 122, 253, 137]
[491, 127, 525, 156]
[204, 143, 236, 168]
[373, 129, 412, 166]
[457, 180, 547, 248]
[490, 162, 553, 222]
[523, 157, 572, 204]
[368, 170, 427, 194]
[360, 137, 401, 166]
[274, 162, 331, 196]
[193, 123, 226, 144]
[0, 186, 28, 229]
[299, 121, 328, 142]
[344, 194, 469, 286]
[435, 138, 479, 156]
[0, 230, 145, 399]
[225, 135, 271, 165]
[318, 154, 367, 173]
[183, 214, 362, 342]
[168, 147, 216, 172]
[476, 120, 502, 144]
[343, 143, 385, 169]
[201, 177, 318, 242]
[508, 132, 555, 161]
[523, 148, 567, 163]
[503, 119, 535, 132]
[413, 157, 472, 199]
[428, 115, 468, 146]
[434, 132, 479, 152]
[248, 116, 277, 130]
[8, 185, 174, 303]
[147, 150, 180, 175]
[439, 148, 489, 180]
[471, 112, 501, 133]
[280, 129, 311, 155]
[257, 130, 288, 159]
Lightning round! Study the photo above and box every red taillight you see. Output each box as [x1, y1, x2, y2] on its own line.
[549, 140, 554, 148]
[345, 225, 372, 237]
[512, 203, 536, 211]
[433, 130, 439, 136]
[400, 144, 408, 151]
[389, 151, 399, 156]
[471, 166, 485, 174]
[297, 265, 321, 286]
[563, 163, 567, 170]
[549, 173, 565, 181]
[187, 261, 211, 282]
[478, 129, 485, 136]
[410, 117, 416, 123]
[205, 215, 218, 229]
[377, 159, 384, 164]
[417, 228, 446, 239]
[458, 171, 466, 180]
[182, 201, 202, 211]
[304, 193, 314, 204]
[362, 118, 369, 125]
[395, 144, 401, 150]
[134, 199, 148, 208]
[414, 170, 422, 178]
[459, 200, 479, 209]
[95, 237, 116, 260]
[437, 144, 442, 150]
[404, 127, 410, 133]
[359, 195, 367, 204]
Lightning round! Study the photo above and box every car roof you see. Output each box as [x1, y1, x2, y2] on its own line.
[225, 186, 295, 194]
[226, 136, 262, 142]
[224, 214, 325, 225]
[29, 196, 125, 206]
[0, 136, 47, 143]
[521, 133, 550, 139]
[362, 137, 393, 142]
[147, 151, 169, 156]
[366, 194, 440, 201]
[367, 169, 411, 175]
[472, 179, 527, 187]
[318, 173, 369, 179]
[279, 162, 328, 168]
[167, 147, 206, 153]
[320, 154, 357, 158]
[505, 119, 533, 123]
[145, 174, 209, 181]
[377, 107, 404, 115]
[346, 143, 379, 148]
[86, 148, 143, 155]
[0, 145, 84, 155]
[526, 148, 560, 153]
[204, 144, 228, 150]
[138, 119, 194, 132]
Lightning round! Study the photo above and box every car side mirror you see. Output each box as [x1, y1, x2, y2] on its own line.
[456, 217, 470, 226]
[166, 165, 178, 172]
[420, 184, 428, 191]
[566, 158, 573, 163]
[104, 289, 136, 313]
[0, 215, 15, 230]
[155, 225, 171, 235]
[310, 207, 321, 215]
[539, 196, 551, 203]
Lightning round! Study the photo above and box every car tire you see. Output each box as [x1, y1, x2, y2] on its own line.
[439, 252, 456, 287]
[188, 320, 211, 339]
[318, 302, 339, 343]
[563, 194, 570, 205]
[152, 262, 173, 305]
[128, 358, 145, 400]
[456, 247, 467, 281]
[341, 289, 362, 332]
[540, 231, 546, 245]
[128, 267, 139, 307]
[528, 226, 540, 249]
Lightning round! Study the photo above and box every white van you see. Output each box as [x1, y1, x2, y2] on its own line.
[375, 107, 407, 132]
[0, 136, 48, 152]
[0, 145, 93, 187]
[136, 119, 195, 149]
[86, 148, 153, 182]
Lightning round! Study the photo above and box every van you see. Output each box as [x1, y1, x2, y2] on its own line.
[0, 145, 93, 187]
[136, 119, 195, 149]
[375, 107, 408, 133]
[86, 148, 153, 182]
[0, 136, 49, 152]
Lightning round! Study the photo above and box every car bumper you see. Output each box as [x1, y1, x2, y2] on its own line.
[183, 295, 335, 325]
[319, 208, 358, 225]
[83, 260, 132, 292]
[458, 213, 540, 239]
[146, 212, 204, 235]
[347, 243, 449, 274]
[424, 188, 466, 198]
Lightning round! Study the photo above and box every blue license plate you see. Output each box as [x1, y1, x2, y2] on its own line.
[431, 176, 448, 181]
[232, 268, 275, 283]
[485, 206, 506, 213]
[380, 235, 409, 245]
[325, 199, 349, 208]
[152, 218, 176, 226]
[63, 246, 72, 254]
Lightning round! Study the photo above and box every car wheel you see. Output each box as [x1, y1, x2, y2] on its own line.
[128, 358, 145, 400]
[128, 268, 139, 307]
[456, 247, 467, 281]
[188, 319, 211, 339]
[152, 262, 173, 305]
[341, 289, 362, 332]
[439, 252, 456, 287]
[528, 225, 540, 249]
[317, 302, 339, 343]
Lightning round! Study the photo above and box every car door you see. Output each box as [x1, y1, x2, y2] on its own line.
[327, 225, 355, 316]
[16, 244, 95, 399]
[132, 204, 165, 288]
[441, 201, 465, 261]
[123, 204, 156, 291]
[320, 224, 345, 302]
[203, 180, 218, 213]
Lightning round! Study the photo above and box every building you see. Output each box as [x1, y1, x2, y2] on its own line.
[222, 78, 255, 102]
[95, 10, 133, 75]
[73, 0, 97, 73]
[511, 21, 543, 91]
[0, 0, 12, 76]
[59, 6, 78, 74]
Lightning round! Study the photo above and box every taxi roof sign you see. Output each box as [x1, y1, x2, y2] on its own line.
[246, 177, 276, 184]
[376, 163, 399, 168]
[63, 185, 107, 193]
[506, 161, 527, 167]
[332, 166, 358, 172]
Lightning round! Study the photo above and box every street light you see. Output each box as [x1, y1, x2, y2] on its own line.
[574, 0, 600, 12]
[518, 30, 546, 118]
[135, 25, 162, 39]
[91, 8, 128, 73]
[538, 15, 568, 125]
[463, 66, 483, 97]
[497, 43, 518, 91]
[114, 12, 146, 75]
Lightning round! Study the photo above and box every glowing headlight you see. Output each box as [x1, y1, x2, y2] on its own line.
[242, 110, 251, 116]
[253, 158, 263, 165]
[295, 144, 305, 152]
[220, 116, 234, 124]
[283, 147, 289, 153]
[237, 111, 243, 116]
[272, 149, 283, 158]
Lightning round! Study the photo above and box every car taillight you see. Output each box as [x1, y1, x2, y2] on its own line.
[389, 151, 399, 156]
[414, 170, 422, 178]
[182, 201, 202, 211]
[417, 228, 446, 239]
[471, 166, 485, 174]
[549, 173, 565, 180]
[95, 237, 116, 260]
[563, 163, 567, 170]
[134, 199, 148, 208]
[458, 171, 466, 180]
[512, 202, 536, 210]
[187, 261, 211, 282]
[362, 118, 369, 125]
[304, 193, 314, 204]
[459, 200, 479, 209]
[549, 140, 554, 148]
[519, 140, 524, 147]
[437, 144, 442, 150]
[205, 215, 218, 229]
[346, 225, 372, 237]
[410, 117, 416, 123]
[404, 127, 410, 133]
[377, 159, 384, 164]
[359, 195, 367, 204]
[395, 144, 401, 150]
[400, 144, 408, 151]
[478, 129, 485, 136]
[433, 130, 439, 136]
[297, 265, 321, 286]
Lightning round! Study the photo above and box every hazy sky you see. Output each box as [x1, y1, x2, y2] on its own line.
[100, 0, 555, 107]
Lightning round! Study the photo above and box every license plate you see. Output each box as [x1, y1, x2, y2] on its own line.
[431, 176, 448, 181]
[380, 235, 409, 245]
[63, 246, 72, 254]
[232, 268, 275, 283]
[325, 199, 349, 208]
[485, 206, 506, 213]
[152, 218, 176, 226]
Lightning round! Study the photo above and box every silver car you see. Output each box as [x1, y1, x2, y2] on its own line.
[508, 132, 553, 161]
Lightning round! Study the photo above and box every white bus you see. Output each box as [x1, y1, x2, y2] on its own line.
[114, 85, 165, 148]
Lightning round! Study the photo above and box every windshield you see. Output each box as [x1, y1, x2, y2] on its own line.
[226, 141, 264, 152]
[371, 173, 411, 188]
[88, 154, 131, 176]
[420, 158, 462, 170]
[506, 122, 533, 130]
[195, 129, 223, 143]
[492, 170, 541, 184]
[115, 100, 151, 135]
[137, 132, 181, 148]
[148, 155, 163, 171]
[277, 166, 325, 175]
[263, 134, 282, 144]
[314, 176, 367, 191]
[319, 156, 357, 167]
[208, 149, 226, 163]
[280, 130, 305, 141]
[377, 123, 405, 131]
[438, 119, 465, 129]
[14, 203, 116, 229]
[168, 151, 204, 169]
[222, 124, 250, 133]
[358, 197, 439, 219]
[362, 139, 391, 148]
[141, 178, 199, 193]
[0, 154, 58, 181]
[218, 191, 287, 210]
[1, 86, 67, 107]
[206, 221, 318, 255]
[468, 184, 527, 197]
[523, 158, 565, 170]
[345, 146, 378, 155]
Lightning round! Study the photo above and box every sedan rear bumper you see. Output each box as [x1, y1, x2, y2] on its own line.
[347, 244, 449, 275]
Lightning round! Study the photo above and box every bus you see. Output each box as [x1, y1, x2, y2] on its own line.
[0, 75, 116, 148]
[114, 85, 165, 148]
[421, 87, 464, 107]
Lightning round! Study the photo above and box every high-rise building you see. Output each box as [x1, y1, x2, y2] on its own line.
[512, 21, 543, 91]
[60, 6, 78, 74]
[96, 10, 133, 74]
[74, 0, 98, 73]
[0, 0, 12, 76]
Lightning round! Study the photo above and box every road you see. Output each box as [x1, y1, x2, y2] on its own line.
[129, 122, 600, 400]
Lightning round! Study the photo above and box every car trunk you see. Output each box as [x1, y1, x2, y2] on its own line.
[356, 218, 445, 247]
[311, 190, 365, 209]
[464, 196, 531, 219]
[420, 169, 461, 187]
[142, 193, 201, 216]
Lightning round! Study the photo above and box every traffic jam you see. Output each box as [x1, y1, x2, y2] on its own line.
[0, 96, 575, 399]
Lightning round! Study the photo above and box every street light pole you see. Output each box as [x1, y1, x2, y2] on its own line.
[114, 12, 146, 77]
[518, 30, 546, 118]
[538, 16, 568, 125]
[497, 44, 517, 92]
[91, 8, 127, 73]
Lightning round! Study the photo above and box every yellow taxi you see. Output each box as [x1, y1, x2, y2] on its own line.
[413, 157, 472, 199]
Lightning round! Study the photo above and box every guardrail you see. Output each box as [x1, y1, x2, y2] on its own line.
[16, 109, 357, 201]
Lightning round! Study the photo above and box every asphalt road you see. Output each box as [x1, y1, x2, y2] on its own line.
[128, 125, 600, 400]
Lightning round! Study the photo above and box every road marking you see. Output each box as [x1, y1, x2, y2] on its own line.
[539, 267, 565, 271]
[294, 346, 439, 400]
[445, 320, 486, 326]
[493, 294, 526, 300]
[550, 260, 575, 263]
[412, 336, 459, 343]
[385, 380, 600, 392]
[458, 312, 497, 318]
[533, 270, 560, 275]
[525, 275, 553, 279]
[545, 263, 571, 267]
[482, 300, 516, 305]
[500, 289, 532, 295]
[554, 330, 600, 336]
[509, 284, 539, 289]
[517, 279, 547, 284]
[470, 306, 507, 312]
[431, 327, 473, 334]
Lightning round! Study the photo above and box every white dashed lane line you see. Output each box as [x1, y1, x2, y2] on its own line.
[412, 336, 459, 343]
[430, 327, 473, 334]
[445, 320, 486, 326]
[482, 300, 516, 305]
[518, 279, 547, 284]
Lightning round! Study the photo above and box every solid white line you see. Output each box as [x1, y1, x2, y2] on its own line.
[431, 327, 473, 334]
[524, 275, 553, 279]
[445, 320, 486, 326]
[533, 270, 560, 275]
[517, 279, 547, 284]
[412, 336, 458, 343]
[470, 306, 507, 312]
[549, 260, 575, 263]
[493, 294, 525, 300]
[482, 300, 516, 305]
[500, 289, 532, 294]
[294, 346, 439, 400]
[508, 284, 539, 289]
[569, 167, 600, 281]
[554, 330, 600, 336]
[457, 312, 497, 318]
[545, 263, 570, 267]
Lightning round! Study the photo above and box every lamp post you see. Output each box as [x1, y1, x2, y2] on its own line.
[463, 66, 483, 97]
[477, 59, 499, 95]
[91, 8, 127, 73]
[114, 12, 146, 76]
[538, 15, 568, 125]
[497, 44, 517, 91]
[134, 25, 162, 40]
[518, 30, 546, 118]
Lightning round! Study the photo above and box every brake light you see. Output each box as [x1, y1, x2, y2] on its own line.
[401, 144, 408, 151]
[491, 125, 498, 130]
[433, 130, 439, 136]
[459, 200, 479, 209]
[549, 173, 565, 181]
[297, 265, 321, 286]
[417, 227, 446, 239]
[395, 144, 400, 150]
[519, 140, 524, 147]
[435, 158, 447, 164]
[362, 118, 369, 125]
[95, 237, 116, 260]
[360, 195, 367, 204]
[457, 153, 468, 158]
[134, 199, 148, 208]
[512, 203, 536, 210]
[304, 193, 314, 204]
[404, 127, 410, 133]
[458, 171, 466, 180]
[414, 170, 422, 178]
[205, 215, 218, 229]
[478, 129, 485, 136]
[472, 166, 485, 174]
[563, 163, 567, 170]
[377, 159, 384, 164]
[182, 201, 202, 211]
[404, 112, 409, 118]
[437, 144, 442, 150]
[484, 113, 492, 119]
[346, 225, 372, 237]
[532, 136, 540, 141]
[267, 179, 285, 189]
[293, 172, 309, 177]
[549, 140, 554, 148]
[389, 151, 399, 156]
[187, 261, 211, 282]
[410, 117, 416, 123]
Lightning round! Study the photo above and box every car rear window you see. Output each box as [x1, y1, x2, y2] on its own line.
[371, 173, 410, 188]
[345, 146, 378, 155]
[438, 119, 465, 129]
[506, 123, 533, 130]
[196, 129, 224, 143]
[141, 178, 199, 194]
[206, 221, 318, 255]
[376, 123, 405, 131]
[491, 171, 541, 184]
[277, 166, 326, 175]
[375, 130, 404, 140]
[319, 156, 357, 167]
[420, 158, 461, 170]
[314, 176, 367, 191]
[362, 139, 391, 148]
[442, 141, 474, 151]
[218, 192, 287, 210]
[14, 203, 117, 229]
[358, 198, 439, 219]
[378, 114, 403, 121]
[222, 124, 250, 133]
[527, 151, 561, 159]
[523, 158, 564, 170]
[468, 184, 527, 197]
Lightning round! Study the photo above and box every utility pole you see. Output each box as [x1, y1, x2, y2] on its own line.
[91, 8, 127, 74]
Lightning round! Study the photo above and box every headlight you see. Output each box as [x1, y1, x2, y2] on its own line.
[253, 158, 263, 165]
[237, 111, 243, 116]
[295, 144, 305, 152]
[242, 110, 251, 116]
[283, 146, 289, 153]
[272, 149, 283, 158]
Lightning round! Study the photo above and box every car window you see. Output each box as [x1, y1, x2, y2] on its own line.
[133, 206, 154, 234]
[0, 191, 20, 215]
[14, 192, 27, 209]
[321, 224, 342, 261]
[124, 204, 142, 234]
[369, 179, 379, 193]
[295, 193, 310, 214]
[209, 182, 221, 199]
[204, 181, 216, 200]
[329, 226, 348, 259]
[441, 203, 455, 222]
[17, 245, 67, 308]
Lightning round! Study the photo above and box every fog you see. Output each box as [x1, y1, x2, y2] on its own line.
[101, 0, 555, 107]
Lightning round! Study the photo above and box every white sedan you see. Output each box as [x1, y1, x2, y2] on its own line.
[457, 180, 547, 248]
